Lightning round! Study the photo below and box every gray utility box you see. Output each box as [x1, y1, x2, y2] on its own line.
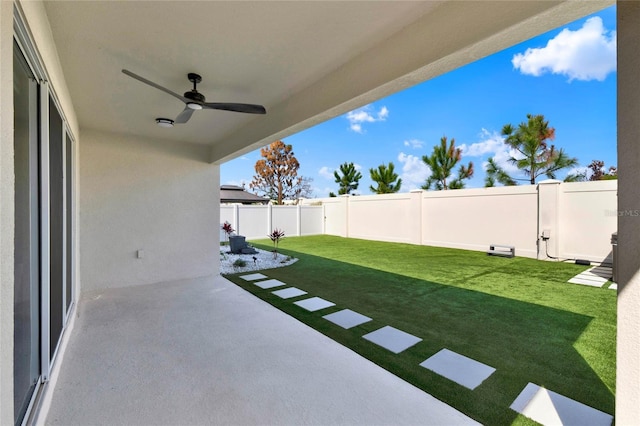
[229, 235, 247, 254]
[611, 232, 618, 283]
[228, 235, 258, 254]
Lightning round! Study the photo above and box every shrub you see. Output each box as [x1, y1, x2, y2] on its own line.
[221, 221, 235, 242]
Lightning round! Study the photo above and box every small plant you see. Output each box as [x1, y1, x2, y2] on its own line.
[233, 258, 247, 268]
[268, 228, 285, 259]
[221, 221, 235, 244]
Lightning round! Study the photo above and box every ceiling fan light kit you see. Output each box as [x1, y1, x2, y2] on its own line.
[122, 69, 266, 124]
[155, 118, 174, 128]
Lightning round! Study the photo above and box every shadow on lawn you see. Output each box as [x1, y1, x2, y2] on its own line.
[225, 246, 615, 426]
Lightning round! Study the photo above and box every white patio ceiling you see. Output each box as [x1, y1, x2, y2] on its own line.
[43, 1, 610, 163]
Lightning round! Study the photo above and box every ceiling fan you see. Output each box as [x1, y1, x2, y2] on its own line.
[122, 69, 266, 124]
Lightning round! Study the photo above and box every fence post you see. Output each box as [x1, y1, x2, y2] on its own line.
[297, 204, 302, 236]
[267, 203, 273, 234]
[322, 204, 326, 235]
[537, 180, 561, 260]
[233, 204, 240, 235]
[410, 189, 423, 245]
[340, 194, 350, 238]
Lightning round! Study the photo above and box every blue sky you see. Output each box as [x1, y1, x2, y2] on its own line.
[222, 6, 617, 197]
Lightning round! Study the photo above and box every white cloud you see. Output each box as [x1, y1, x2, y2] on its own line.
[404, 139, 424, 149]
[489, 145, 522, 175]
[345, 104, 389, 133]
[319, 164, 361, 183]
[318, 166, 334, 180]
[223, 179, 251, 188]
[512, 16, 616, 82]
[313, 186, 335, 198]
[460, 129, 522, 177]
[397, 152, 430, 190]
[459, 129, 504, 157]
[566, 166, 590, 180]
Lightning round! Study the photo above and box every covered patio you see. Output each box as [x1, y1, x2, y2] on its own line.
[43, 275, 476, 425]
[2, 1, 639, 425]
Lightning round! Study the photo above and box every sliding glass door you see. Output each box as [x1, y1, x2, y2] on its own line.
[13, 40, 41, 426]
[14, 7, 76, 422]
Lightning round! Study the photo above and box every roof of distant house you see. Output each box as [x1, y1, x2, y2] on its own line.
[220, 185, 270, 204]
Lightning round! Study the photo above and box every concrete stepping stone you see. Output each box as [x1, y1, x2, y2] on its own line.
[608, 283, 617, 290]
[589, 266, 613, 279]
[362, 326, 422, 354]
[568, 266, 612, 287]
[272, 287, 307, 299]
[240, 273, 268, 281]
[510, 382, 613, 426]
[254, 279, 287, 289]
[419, 349, 496, 390]
[294, 297, 335, 312]
[568, 277, 606, 287]
[323, 309, 372, 329]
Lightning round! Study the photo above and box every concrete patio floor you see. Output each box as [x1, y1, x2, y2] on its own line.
[43, 275, 477, 425]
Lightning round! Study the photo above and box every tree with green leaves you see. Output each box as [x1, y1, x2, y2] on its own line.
[250, 140, 307, 204]
[369, 162, 402, 194]
[488, 114, 578, 186]
[587, 160, 617, 181]
[334, 162, 362, 195]
[484, 157, 517, 187]
[422, 136, 474, 190]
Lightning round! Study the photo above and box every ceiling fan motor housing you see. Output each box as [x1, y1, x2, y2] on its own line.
[185, 73, 205, 103]
[184, 90, 205, 103]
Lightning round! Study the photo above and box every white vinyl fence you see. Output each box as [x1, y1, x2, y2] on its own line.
[220, 204, 324, 241]
[221, 180, 617, 263]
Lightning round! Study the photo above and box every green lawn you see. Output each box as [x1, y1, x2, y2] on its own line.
[223, 235, 616, 425]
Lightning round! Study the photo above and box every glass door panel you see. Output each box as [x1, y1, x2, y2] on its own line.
[65, 132, 72, 313]
[13, 40, 41, 425]
[49, 96, 64, 360]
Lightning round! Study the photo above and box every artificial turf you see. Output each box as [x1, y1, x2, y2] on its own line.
[223, 235, 616, 425]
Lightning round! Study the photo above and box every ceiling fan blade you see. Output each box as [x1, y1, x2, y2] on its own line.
[175, 107, 195, 123]
[202, 102, 266, 114]
[122, 69, 189, 103]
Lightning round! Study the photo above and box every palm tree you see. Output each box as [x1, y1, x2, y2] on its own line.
[369, 162, 402, 194]
[334, 162, 363, 195]
[499, 114, 578, 185]
[422, 136, 473, 190]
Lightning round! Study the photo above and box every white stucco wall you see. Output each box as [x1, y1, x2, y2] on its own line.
[617, 1, 640, 422]
[79, 130, 219, 292]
